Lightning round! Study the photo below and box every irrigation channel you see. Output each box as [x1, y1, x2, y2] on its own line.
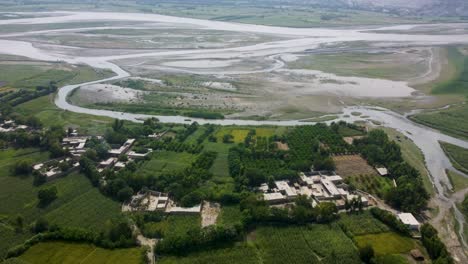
[1, 11, 468, 261]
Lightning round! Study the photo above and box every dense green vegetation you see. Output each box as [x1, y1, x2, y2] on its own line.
[18, 241, 142, 264]
[420, 224, 453, 263]
[0, 62, 452, 264]
[354, 131, 429, 213]
[227, 122, 362, 190]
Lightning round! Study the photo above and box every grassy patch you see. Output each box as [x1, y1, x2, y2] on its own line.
[345, 174, 393, 198]
[338, 211, 390, 236]
[142, 215, 200, 238]
[203, 142, 231, 179]
[432, 47, 468, 95]
[373, 254, 409, 264]
[255, 224, 360, 264]
[215, 128, 250, 143]
[440, 142, 468, 174]
[354, 232, 417, 256]
[0, 62, 113, 89]
[138, 151, 197, 176]
[410, 103, 468, 140]
[158, 243, 258, 264]
[447, 170, 468, 192]
[0, 148, 123, 257]
[255, 127, 276, 138]
[18, 241, 142, 264]
[14, 95, 113, 135]
[218, 205, 243, 226]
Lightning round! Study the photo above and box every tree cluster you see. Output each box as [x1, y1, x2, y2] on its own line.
[421, 224, 453, 264]
[355, 130, 429, 213]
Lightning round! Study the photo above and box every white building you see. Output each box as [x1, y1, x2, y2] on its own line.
[376, 167, 389, 176]
[397, 213, 420, 230]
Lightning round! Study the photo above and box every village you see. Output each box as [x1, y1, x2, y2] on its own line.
[22, 124, 422, 235]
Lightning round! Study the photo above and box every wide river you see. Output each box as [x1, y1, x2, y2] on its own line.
[1, 10, 468, 253]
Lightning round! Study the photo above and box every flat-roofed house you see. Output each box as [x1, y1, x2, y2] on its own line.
[376, 167, 389, 176]
[397, 213, 420, 230]
[264, 192, 286, 204]
[275, 180, 298, 199]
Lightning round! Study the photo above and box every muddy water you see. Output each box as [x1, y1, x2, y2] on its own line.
[1, 12, 468, 251]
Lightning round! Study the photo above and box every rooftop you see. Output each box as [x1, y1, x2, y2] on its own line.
[397, 213, 419, 226]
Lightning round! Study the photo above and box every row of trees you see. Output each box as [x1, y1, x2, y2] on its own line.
[355, 130, 429, 213]
[421, 224, 453, 263]
[6, 218, 135, 259]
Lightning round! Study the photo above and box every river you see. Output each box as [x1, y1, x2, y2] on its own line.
[1, 10, 468, 260]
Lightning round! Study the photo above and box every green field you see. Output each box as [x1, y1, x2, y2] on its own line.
[288, 52, 427, 81]
[0, 148, 122, 257]
[138, 151, 197, 176]
[440, 142, 468, 174]
[217, 205, 243, 226]
[158, 243, 258, 264]
[215, 128, 251, 143]
[0, 62, 113, 89]
[447, 170, 468, 192]
[345, 174, 393, 198]
[354, 232, 419, 256]
[254, 225, 360, 264]
[14, 95, 113, 135]
[338, 211, 390, 236]
[432, 47, 468, 95]
[18, 241, 142, 264]
[142, 215, 200, 238]
[410, 47, 468, 140]
[411, 104, 468, 140]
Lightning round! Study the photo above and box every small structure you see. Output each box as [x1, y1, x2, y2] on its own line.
[397, 213, 420, 230]
[167, 204, 202, 214]
[264, 192, 286, 204]
[62, 136, 89, 158]
[109, 138, 135, 156]
[0, 120, 29, 133]
[98, 157, 117, 172]
[128, 148, 152, 160]
[376, 167, 389, 176]
[125, 190, 170, 212]
[148, 130, 168, 139]
[342, 136, 364, 145]
[410, 249, 425, 261]
[32, 158, 79, 181]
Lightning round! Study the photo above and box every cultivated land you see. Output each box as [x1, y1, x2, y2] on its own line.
[0, 4, 467, 264]
[158, 212, 427, 264]
[18, 241, 142, 264]
[333, 155, 377, 178]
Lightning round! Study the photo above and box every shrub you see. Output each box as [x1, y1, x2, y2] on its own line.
[37, 186, 58, 207]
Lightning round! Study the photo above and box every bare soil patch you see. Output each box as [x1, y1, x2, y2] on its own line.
[333, 154, 377, 177]
[343, 136, 364, 145]
[201, 201, 221, 227]
[276, 141, 289, 151]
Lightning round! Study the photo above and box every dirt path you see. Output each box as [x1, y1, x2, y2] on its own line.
[430, 188, 468, 263]
[201, 201, 221, 227]
[131, 223, 157, 264]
